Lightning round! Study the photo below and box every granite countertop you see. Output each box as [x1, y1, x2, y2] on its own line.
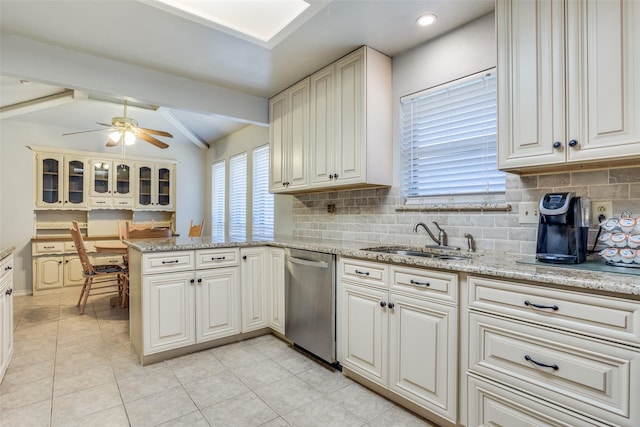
[125, 235, 640, 298]
[0, 246, 16, 261]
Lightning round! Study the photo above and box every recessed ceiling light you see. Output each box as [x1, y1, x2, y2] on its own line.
[417, 14, 437, 26]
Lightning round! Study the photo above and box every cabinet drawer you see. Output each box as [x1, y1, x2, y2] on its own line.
[340, 258, 388, 289]
[112, 198, 134, 208]
[390, 265, 457, 304]
[142, 251, 195, 274]
[90, 197, 113, 208]
[467, 374, 606, 427]
[469, 312, 640, 427]
[196, 248, 239, 269]
[468, 276, 640, 346]
[92, 255, 124, 266]
[63, 241, 77, 252]
[33, 242, 65, 254]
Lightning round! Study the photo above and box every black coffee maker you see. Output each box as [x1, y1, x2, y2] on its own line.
[536, 192, 588, 264]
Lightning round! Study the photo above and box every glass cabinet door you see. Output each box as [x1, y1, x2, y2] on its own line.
[65, 159, 85, 206]
[114, 162, 132, 197]
[40, 156, 62, 206]
[138, 166, 152, 207]
[157, 166, 172, 207]
[92, 161, 111, 196]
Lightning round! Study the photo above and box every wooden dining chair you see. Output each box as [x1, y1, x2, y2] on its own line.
[189, 218, 204, 237]
[127, 224, 172, 239]
[70, 220, 126, 314]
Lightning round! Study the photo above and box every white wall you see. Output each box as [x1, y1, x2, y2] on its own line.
[205, 124, 293, 238]
[0, 119, 205, 294]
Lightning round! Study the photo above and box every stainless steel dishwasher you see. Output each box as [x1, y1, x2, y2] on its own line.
[285, 248, 336, 364]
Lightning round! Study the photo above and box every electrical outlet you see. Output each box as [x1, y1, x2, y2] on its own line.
[519, 202, 539, 224]
[592, 200, 613, 224]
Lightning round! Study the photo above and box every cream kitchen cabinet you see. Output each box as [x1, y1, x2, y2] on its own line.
[466, 275, 640, 427]
[134, 249, 242, 360]
[135, 163, 174, 210]
[309, 46, 392, 190]
[89, 159, 134, 209]
[240, 247, 285, 334]
[269, 78, 309, 193]
[497, 0, 640, 171]
[339, 258, 459, 424]
[1, 253, 14, 383]
[32, 256, 64, 292]
[35, 153, 89, 209]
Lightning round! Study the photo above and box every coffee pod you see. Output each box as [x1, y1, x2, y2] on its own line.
[628, 234, 640, 249]
[619, 218, 636, 233]
[611, 233, 627, 248]
[620, 248, 637, 264]
[598, 232, 614, 246]
[600, 247, 620, 262]
[602, 218, 619, 231]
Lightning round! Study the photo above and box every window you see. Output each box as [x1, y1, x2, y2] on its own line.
[252, 145, 274, 238]
[400, 69, 504, 204]
[229, 152, 247, 241]
[211, 161, 225, 241]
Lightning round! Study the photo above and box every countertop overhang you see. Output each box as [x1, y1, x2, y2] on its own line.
[124, 235, 640, 298]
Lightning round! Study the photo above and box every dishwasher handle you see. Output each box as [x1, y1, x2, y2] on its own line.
[287, 256, 329, 269]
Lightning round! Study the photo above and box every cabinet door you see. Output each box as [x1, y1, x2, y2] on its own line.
[143, 271, 196, 354]
[196, 267, 241, 342]
[33, 256, 64, 292]
[566, 0, 640, 162]
[90, 159, 112, 197]
[36, 154, 64, 208]
[113, 161, 133, 198]
[267, 248, 285, 334]
[497, 0, 566, 170]
[63, 256, 85, 287]
[389, 294, 458, 423]
[136, 163, 154, 208]
[0, 274, 13, 382]
[269, 92, 287, 192]
[240, 248, 268, 333]
[340, 281, 388, 387]
[286, 79, 310, 191]
[156, 164, 173, 210]
[335, 48, 366, 184]
[310, 65, 336, 187]
[64, 158, 88, 208]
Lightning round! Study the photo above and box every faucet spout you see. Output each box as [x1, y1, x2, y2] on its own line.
[413, 222, 441, 245]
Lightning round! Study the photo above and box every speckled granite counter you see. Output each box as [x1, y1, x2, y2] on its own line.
[125, 236, 640, 298]
[0, 247, 15, 261]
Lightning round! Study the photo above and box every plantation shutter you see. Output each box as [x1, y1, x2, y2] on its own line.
[211, 160, 225, 241]
[252, 145, 274, 239]
[229, 152, 247, 241]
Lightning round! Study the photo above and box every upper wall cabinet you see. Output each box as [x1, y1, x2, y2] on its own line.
[269, 78, 310, 193]
[89, 159, 135, 209]
[269, 46, 392, 194]
[135, 163, 174, 211]
[35, 153, 89, 209]
[497, 0, 640, 172]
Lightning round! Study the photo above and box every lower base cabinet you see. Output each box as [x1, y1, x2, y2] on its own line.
[0, 254, 14, 383]
[339, 258, 458, 424]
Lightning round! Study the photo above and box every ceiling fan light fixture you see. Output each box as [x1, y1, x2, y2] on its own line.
[124, 131, 137, 145]
[109, 131, 122, 142]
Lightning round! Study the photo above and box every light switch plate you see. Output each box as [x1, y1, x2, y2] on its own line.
[519, 202, 539, 224]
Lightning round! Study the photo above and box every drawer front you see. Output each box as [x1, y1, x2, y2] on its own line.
[112, 198, 134, 208]
[468, 276, 640, 347]
[340, 258, 388, 289]
[90, 197, 113, 208]
[469, 312, 640, 426]
[143, 251, 195, 274]
[196, 248, 239, 269]
[34, 242, 65, 254]
[391, 265, 457, 303]
[467, 374, 606, 427]
[92, 255, 124, 266]
[0, 255, 13, 281]
[63, 241, 77, 252]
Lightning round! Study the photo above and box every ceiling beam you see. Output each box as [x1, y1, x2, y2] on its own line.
[0, 33, 268, 126]
[0, 89, 75, 119]
[158, 107, 209, 150]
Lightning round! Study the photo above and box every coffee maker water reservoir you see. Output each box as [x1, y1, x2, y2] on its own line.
[536, 192, 589, 264]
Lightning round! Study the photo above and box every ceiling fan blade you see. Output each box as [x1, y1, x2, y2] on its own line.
[138, 127, 173, 138]
[62, 128, 110, 136]
[138, 132, 169, 149]
[97, 122, 114, 127]
[106, 138, 120, 147]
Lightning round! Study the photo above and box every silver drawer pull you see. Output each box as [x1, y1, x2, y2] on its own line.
[44, 246, 56, 249]
[211, 256, 226, 261]
[410, 279, 430, 287]
[525, 355, 559, 371]
[161, 260, 179, 264]
[355, 269, 370, 276]
[524, 300, 558, 311]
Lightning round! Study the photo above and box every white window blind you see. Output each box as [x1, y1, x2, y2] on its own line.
[211, 161, 226, 241]
[229, 152, 247, 241]
[252, 145, 274, 239]
[400, 69, 504, 204]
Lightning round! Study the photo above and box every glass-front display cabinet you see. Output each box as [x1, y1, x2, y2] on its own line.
[36, 153, 88, 209]
[135, 163, 173, 210]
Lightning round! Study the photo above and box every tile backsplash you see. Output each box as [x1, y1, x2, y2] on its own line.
[292, 166, 640, 255]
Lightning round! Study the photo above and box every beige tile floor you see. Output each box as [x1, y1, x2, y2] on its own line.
[1, 288, 438, 427]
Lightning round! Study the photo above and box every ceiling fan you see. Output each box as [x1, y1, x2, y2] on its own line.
[63, 100, 172, 149]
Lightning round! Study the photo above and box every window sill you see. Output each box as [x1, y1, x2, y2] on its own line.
[396, 203, 512, 213]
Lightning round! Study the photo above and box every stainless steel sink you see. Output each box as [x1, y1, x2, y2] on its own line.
[362, 247, 470, 260]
